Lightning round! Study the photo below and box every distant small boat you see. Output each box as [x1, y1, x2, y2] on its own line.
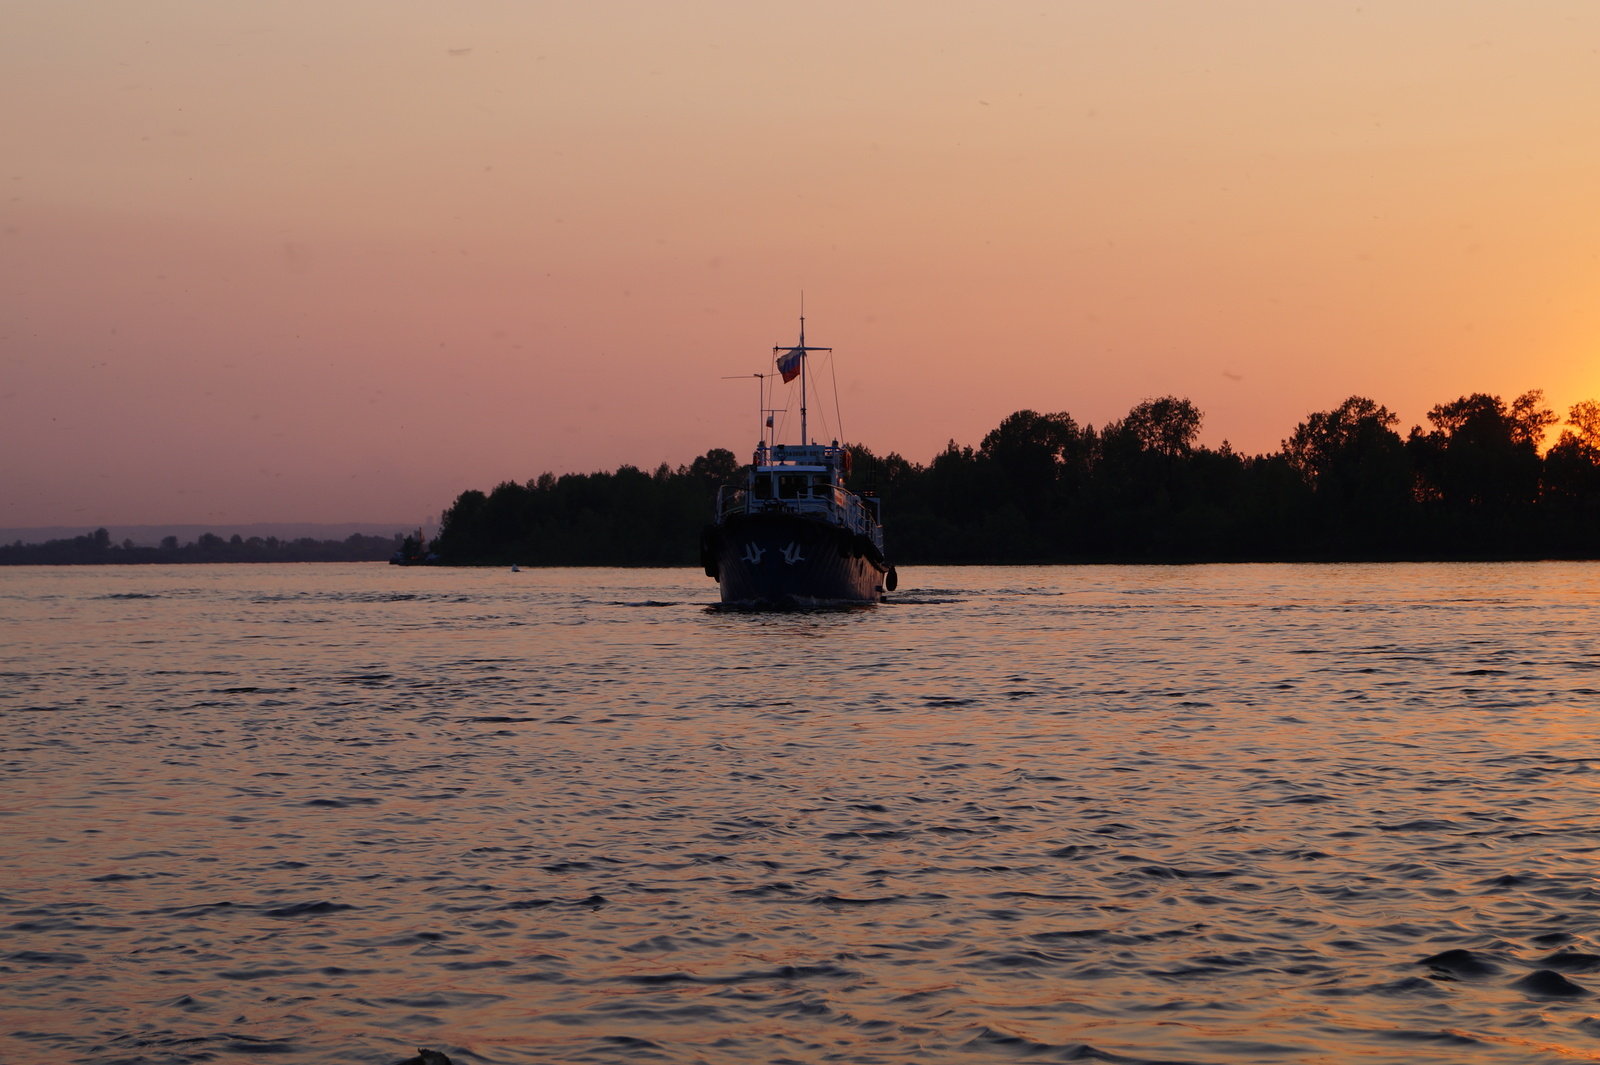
[389, 528, 439, 566]
[700, 317, 895, 607]
[511, 563, 520, 572]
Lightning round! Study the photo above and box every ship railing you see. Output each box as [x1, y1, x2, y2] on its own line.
[718, 483, 882, 548]
[717, 486, 748, 521]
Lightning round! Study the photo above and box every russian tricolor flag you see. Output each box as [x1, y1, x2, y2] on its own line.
[777, 346, 804, 383]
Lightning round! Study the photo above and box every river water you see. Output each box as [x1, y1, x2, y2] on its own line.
[4, 562, 1600, 1064]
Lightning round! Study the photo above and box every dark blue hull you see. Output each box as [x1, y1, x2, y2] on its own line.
[704, 514, 887, 606]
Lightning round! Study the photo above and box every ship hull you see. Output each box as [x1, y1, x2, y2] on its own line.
[705, 513, 886, 606]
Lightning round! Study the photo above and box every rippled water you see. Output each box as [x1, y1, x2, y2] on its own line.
[5, 563, 1600, 1064]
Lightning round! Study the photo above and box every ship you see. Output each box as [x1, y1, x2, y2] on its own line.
[389, 528, 439, 566]
[700, 318, 896, 606]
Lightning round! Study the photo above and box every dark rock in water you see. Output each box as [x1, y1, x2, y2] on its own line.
[1419, 948, 1501, 978]
[395, 1050, 452, 1065]
[1512, 970, 1591, 998]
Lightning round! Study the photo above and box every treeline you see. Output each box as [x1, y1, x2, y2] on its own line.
[434, 388, 1600, 565]
[434, 452, 741, 565]
[856, 391, 1600, 562]
[0, 529, 405, 565]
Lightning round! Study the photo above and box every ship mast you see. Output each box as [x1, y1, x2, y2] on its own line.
[775, 314, 830, 446]
[800, 315, 807, 445]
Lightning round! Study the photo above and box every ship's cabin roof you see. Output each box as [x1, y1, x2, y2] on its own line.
[764, 443, 837, 458]
[756, 443, 841, 468]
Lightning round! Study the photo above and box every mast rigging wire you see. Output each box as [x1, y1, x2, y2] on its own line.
[829, 350, 845, 445]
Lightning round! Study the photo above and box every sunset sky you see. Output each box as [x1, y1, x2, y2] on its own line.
[4, 1, 1599, 527]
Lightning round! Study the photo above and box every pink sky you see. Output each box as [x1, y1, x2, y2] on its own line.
[4, 1, 1599, 526]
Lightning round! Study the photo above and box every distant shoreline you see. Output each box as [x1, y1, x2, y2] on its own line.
[18, 390, 1600, 570]
[9, 555, 1600, 569]
[0, 521, 432, 549]
[0, 529, 405, 566]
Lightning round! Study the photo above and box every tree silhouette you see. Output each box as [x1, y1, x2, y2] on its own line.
[1540, 401, 1600, 550]
[1280, 397, 1411, 552]
[1114, 396, 1203, 458]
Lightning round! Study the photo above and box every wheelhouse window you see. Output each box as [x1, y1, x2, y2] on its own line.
[777, 474, 807, 499]
[752, 475, 774, 500]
